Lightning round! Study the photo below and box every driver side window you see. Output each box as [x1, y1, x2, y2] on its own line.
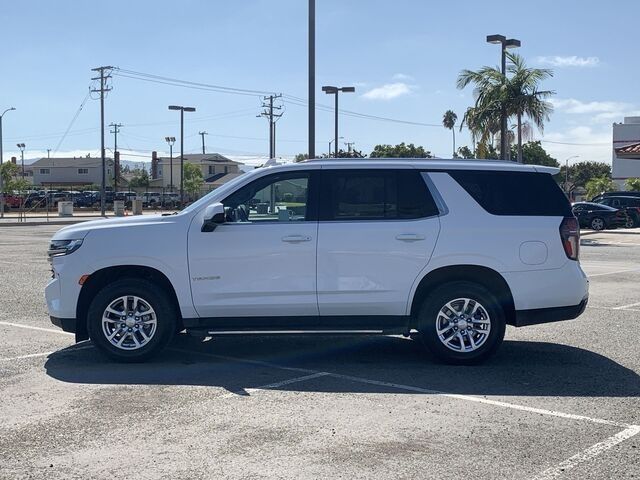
[222, 172, 311, 223]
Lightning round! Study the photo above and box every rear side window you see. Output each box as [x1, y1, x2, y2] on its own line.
[449, 170, 572, 216]
[320, 169, 439, 220]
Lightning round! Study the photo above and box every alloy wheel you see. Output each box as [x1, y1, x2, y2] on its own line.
[435, 298, 491, 353]
[101, 295, 157, 350]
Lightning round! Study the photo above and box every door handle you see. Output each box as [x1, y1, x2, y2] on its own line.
[282, 235, 312, 243]
[395, 233, 425, 242]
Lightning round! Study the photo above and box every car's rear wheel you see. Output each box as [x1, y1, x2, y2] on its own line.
[87, 278, 177, 362]
[416, 281, 506, 365]
[590, 217, 605, 230]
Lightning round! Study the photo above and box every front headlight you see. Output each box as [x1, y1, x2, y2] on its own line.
[48, 239, 83, 259]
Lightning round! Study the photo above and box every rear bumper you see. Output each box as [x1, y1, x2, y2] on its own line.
[513, 296, 588, 327]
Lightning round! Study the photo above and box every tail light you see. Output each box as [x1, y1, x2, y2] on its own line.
[560, 217, 580, 260]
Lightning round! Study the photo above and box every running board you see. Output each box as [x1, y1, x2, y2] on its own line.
[186, 329, 389, 337]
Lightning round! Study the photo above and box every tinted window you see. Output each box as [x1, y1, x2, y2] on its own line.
[449, 170, 572, 216]
[320, 169, 438, 221]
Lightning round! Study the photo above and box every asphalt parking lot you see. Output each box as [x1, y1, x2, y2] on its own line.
[0, 225, 639, 479]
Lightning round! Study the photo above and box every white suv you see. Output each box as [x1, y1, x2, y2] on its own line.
[46, 159, 588, 364]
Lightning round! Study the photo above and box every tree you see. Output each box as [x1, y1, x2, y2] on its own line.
[509, 141, 558, 167]
[560, 161, 611, 195]
[585, 176, 616, 200]
[0, 162, 29, 193]
[334, 148, 365, 158]
[294, 153, 309, 162]
[442, 110, 457, 157]
[128, 169, 150, 188]
[625, 178, 640, 191]
[370, 142, 432, 158]
[183, 162, 204, 198]
[457, 146, 475, 159]
[457, 52, 554, 162]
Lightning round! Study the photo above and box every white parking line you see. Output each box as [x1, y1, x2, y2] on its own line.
[0, 344, 93, 362]
[219, 372, 330, 398]
[170, 347, 628, 428]
[588, 268, 640, 277]
[613, 301, 640, 310]
[0, 320, 73, 336]
[533, 425, 640, 480]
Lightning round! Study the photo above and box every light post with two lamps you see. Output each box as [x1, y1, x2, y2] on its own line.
[167, 105, 196, 206]
[321, 86, 355, 158]
[486, 34, 521, 161]
[16, 143, 26, 178]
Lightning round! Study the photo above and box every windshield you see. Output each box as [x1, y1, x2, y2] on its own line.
[179, 170, 251, 215]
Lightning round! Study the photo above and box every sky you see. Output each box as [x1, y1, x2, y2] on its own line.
[1, 0, 638, 167]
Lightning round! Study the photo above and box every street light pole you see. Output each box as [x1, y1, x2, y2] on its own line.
[329, 136, 344, 157]
[486, 34, 520, 161]
[308, 0, 315, 160]
[322, 86, 355, 158]
[0, 107, 16, 219]
[168, 106, 196, 206]
[165, 136, 176, 192]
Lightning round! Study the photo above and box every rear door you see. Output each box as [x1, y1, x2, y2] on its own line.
[316, 168, 440, 317]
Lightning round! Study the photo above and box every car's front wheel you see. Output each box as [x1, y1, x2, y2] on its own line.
[87, 278, 177, 362]
[416, 281, 506, 365]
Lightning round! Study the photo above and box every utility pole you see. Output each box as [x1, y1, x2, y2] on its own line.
[17, 143, 25, 178]
[47, 149, 51, 159]
[91, 66, 113, 216]
[258, 94, 282, 159]
[344, 141, 355, 154]
[109, 123, 122, 192]
[198, 131, 208, 154]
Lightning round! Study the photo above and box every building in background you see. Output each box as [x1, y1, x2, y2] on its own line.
[149, 152, 243, 190]
[31, 156, 114, 187]
[612, 117, 640, 187]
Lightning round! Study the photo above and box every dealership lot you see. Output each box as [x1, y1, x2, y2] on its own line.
[0, 225, 638, 479]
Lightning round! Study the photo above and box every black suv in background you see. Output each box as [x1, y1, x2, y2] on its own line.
[571, 202, 628, 230]
[593, 196, 640, 228]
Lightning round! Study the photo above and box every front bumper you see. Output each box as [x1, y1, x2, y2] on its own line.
[513, 296, 588, 327]
[50, 316, 77, 333]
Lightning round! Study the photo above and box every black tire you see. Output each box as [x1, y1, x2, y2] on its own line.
[590, 217, 605, 231]
[415, 281, 506, 365]
[87, 278, 177, 362]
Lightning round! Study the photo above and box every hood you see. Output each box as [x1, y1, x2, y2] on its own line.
[52, 214, 175, 240]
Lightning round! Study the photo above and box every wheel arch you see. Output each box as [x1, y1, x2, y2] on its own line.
[75, 265, 182, 341]
[408, 265, 516, 327]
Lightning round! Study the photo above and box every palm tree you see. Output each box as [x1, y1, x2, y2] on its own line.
[457, 53, 554, 163]
[442, 110, 458, 157]
[506, 53, 554, 162]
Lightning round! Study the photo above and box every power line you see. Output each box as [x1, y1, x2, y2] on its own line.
[541, 139, 609, 146]
[52, 91, 91, 156]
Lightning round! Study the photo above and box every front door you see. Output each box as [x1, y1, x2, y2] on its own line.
[188, 170, 319, 318]
[316, 168, 440, 317]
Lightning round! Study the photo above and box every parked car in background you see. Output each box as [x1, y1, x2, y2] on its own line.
[161, 192, 180, 207]
[591, 191, 640, 202]
[140, 192, 161, 207]
[47, 192, 69, 206]
[593, 196, 640, 228]
[3, 194, 22, 209]
[571, 202, 628, 230]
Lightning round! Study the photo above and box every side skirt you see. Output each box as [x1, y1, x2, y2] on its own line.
[183, 315, 411, 336]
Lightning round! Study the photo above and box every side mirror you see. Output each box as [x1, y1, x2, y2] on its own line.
[202, 202, 225, 232]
